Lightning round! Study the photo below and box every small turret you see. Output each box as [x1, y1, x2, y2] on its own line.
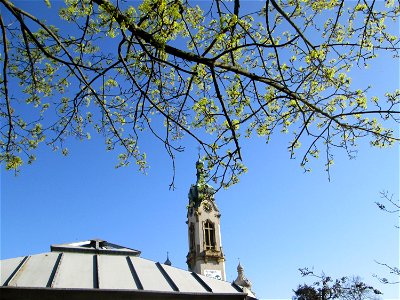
[234, 261, 254, 295]
[164, 252, 172, 266]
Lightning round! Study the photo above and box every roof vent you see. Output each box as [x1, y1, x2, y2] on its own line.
[50, 239, 141, 256]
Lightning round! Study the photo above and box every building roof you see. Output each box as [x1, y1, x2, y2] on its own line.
[1, 239, 256, 300]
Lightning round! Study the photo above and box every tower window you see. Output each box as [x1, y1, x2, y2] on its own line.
[204, 220, 216, 250]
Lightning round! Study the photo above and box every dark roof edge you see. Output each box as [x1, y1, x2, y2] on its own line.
[0, 286, 251, 300]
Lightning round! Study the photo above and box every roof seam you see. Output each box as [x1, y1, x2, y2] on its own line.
[93, 255, 99, 289]
[126, 256, 143, 290]
[46, 253, 63, 288]
[3, 256, 30, 287]
[231, 281, 244, 293]
[155, 262, 179, 292]
[191, 272, 213, 293]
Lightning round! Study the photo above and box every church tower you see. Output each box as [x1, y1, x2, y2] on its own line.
[186, 159, 226, 280]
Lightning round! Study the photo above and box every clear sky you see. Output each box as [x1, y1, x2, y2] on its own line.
[1, 1, 399, 300]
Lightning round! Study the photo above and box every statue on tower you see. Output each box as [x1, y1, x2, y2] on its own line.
[188, 159, 216, 211]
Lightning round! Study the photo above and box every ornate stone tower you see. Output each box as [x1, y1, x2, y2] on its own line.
[186, 159, 226, 281]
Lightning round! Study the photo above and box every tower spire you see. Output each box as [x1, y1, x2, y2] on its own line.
[197, 145, 201, 159]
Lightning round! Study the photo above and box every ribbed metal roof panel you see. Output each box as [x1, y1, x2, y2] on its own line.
[162, 264, 208, 293]
[129, 256, 174, 292]
[0, 256, 25, 285]
[198, 273, 240, 293]
[7, 253, 59, 287]
[52, 252, 94, 288]
[97, 255, 137, 289]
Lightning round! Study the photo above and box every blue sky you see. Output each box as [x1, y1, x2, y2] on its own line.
[1, 1, 399, 300]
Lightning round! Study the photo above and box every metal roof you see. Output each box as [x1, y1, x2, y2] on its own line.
[0, 239, 256, 299]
